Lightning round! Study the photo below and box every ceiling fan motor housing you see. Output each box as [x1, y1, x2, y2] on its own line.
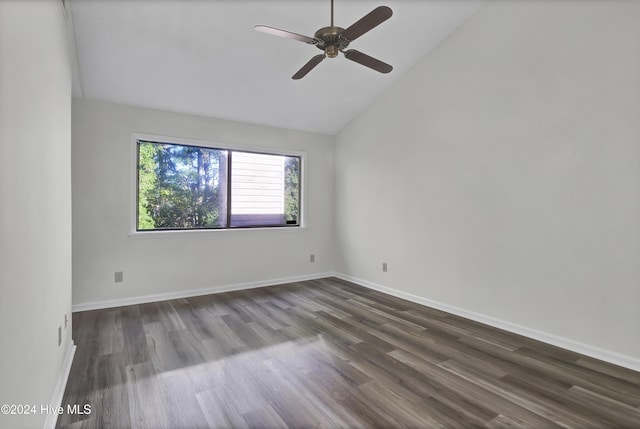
[314, 26, 350, 57]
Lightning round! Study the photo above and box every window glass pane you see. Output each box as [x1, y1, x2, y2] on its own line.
[230, 152, 300, 227]
[137, 141, 228, 230]
[136, 139, 300, 231]
[284, 155, 300, 224]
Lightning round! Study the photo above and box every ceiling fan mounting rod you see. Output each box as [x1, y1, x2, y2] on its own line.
[331, 0, 334, 27]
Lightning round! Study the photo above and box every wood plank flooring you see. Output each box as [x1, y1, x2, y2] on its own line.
[57, 277, 640, 428]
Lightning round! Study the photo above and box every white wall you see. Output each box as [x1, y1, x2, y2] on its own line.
[335, 0, 640, 363]
[72, 100, 334, 307]
[0, 1, 73, 428]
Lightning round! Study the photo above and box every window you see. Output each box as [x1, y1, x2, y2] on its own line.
[136, 139, 301, 231]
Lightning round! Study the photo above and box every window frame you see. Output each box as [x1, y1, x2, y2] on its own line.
[130, 133, 306, 235]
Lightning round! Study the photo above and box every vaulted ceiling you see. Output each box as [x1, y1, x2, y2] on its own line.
[69, 0, 485, 135]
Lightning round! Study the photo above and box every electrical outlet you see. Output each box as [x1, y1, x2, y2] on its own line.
[310, 254, 315, 263]
[115, 271, 124, 283]
[382, 262, 388, 272]
[58, 326, 62, 346]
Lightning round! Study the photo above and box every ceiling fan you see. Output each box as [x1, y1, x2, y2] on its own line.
[255, 0, 393, 80]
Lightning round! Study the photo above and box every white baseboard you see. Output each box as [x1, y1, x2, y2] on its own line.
[44, 340, 76, 429]
[72, 272, 334, 312]
[333, 272, 640, 373]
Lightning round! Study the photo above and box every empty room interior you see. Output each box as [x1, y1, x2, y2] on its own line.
[2, 0, 640, 428]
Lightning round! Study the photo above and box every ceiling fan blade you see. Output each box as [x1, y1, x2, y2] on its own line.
[344, 49, 393, 74]
[340, 6, 392, 42]
[254, 25, 316, 44]
[292, 54, 326, 80]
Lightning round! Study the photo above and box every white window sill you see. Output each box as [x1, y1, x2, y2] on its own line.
[128, 226, 308, 238]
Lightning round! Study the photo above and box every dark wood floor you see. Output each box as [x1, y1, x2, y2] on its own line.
[58, 277, 640, 428]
